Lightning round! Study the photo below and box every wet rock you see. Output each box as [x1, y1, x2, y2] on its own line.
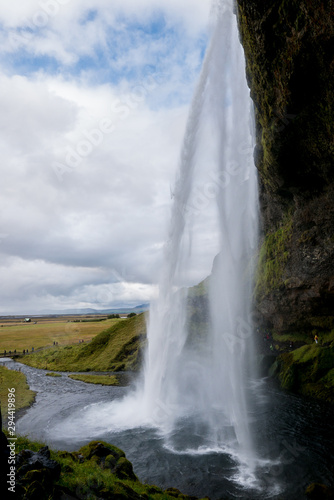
[236, 0, 334, 402]
[17, 446, 61, 480]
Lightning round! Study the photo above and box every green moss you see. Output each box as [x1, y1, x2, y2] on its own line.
[78, 441, 125, 461]
[255, 214, 293, 299]
[68, 374, 119, 386]
[10, 436, 202, 500]
[276, 343, 334, 403]
[272, 331, 310, 343]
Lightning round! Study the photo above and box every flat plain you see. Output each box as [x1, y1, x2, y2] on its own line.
[0, 315, 121, 352]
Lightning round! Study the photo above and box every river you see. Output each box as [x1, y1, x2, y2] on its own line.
[3, 360, 334, 500]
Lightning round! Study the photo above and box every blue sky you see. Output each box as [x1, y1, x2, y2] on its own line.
[0, 0, 214, 314]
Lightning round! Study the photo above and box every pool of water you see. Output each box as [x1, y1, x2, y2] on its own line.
[5, 361, 334, 500]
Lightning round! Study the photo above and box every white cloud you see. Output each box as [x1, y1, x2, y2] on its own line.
[0, 0, 218, 314]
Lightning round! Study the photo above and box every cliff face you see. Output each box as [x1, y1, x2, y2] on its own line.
[236, 0, 334, 336]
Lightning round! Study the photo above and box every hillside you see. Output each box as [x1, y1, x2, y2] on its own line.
[19, 314, 147, 372]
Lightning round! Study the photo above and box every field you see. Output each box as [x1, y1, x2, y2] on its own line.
[19, 313, 147, 372]
[0, 366, 35, 419]
[0, 315, 122, 353]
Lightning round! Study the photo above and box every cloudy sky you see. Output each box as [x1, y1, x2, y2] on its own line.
[0, 0, 221, 314]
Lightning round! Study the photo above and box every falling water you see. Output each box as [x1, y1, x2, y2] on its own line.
[140, 0, 259, 464]
[55, 0, 260, 483]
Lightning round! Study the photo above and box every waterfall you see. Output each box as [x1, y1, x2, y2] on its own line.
[139, 0, 259, 462]
[70, 0, 259, 476]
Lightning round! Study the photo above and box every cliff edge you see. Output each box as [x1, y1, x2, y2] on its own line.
[236, 0, 334, 400]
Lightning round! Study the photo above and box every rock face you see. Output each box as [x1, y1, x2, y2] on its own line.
[236, 0, 334, 336]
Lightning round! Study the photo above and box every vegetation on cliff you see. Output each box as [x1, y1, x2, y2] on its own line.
[7, 436, 203, 500]
[255, 213, 293, 299]
[19, 314, 147, 372]
[237, 0, 334, 196]
[272, 341, 334, 404]
[236, 0, 334, 402]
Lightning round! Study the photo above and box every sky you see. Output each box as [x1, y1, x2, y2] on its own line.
[0, 0, 218, 314]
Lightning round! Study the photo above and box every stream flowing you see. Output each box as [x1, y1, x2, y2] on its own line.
[3, 360, 333, 500]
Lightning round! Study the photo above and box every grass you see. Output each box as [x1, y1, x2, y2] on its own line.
[45, 372, 62, 377]
[19, 313, 147, 372]
[0, 366, 35, 419]
[8, 435, 199, 500]
[68, 374, 119, 386]
[0, 318, 121, 352]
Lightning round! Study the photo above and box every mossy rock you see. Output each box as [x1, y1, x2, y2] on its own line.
[115, 457, 138, 481]
[268, 359, 280, 378]
[279, 354, 298, 391]
[104, 453, 117, 469]
[274, 344, 334, 403]
[165, 487, 185, 497]
[78, 440, 125, 461]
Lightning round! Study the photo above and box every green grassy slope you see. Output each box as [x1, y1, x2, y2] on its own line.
[0, 366, 36, 419]
[18, 314, 147, 372]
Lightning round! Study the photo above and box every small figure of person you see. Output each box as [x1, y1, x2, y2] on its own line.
[314, 335, 318, 344]
[32, 347, 34, 352]
[23, 349, 25, 354]
[270, 344, 274, 352]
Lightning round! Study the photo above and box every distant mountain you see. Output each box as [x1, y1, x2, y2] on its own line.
[0, 304, 150, 318]
[41, 303, 150, 316]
